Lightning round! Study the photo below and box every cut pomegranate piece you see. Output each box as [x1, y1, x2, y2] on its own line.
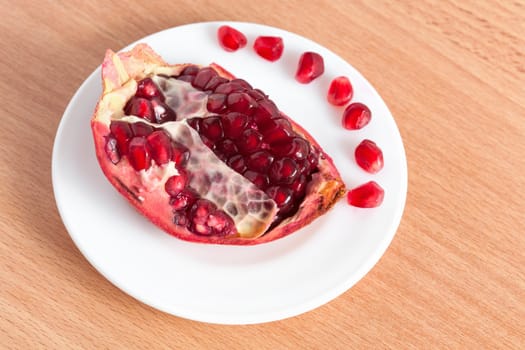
[327, 76, 353, 106]
[217, 25, 247, 52]
[355, 139, 384, 174]
[295, 52, 325, 84]
[253, 36, 284, 62]
[91, 44, 345, 245]
[347, 181, 384, 208]
[342, 102, 371, 130]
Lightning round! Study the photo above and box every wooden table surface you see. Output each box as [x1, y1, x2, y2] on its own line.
[1, 0, 524, 348]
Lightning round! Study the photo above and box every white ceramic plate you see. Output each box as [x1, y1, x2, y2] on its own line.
[52, 22, 407, 324]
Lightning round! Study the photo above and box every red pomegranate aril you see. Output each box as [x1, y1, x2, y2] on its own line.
[259, 117, 292, 135]
[342, 102, 371, 130]
[136, 78, 165, 101]
[206, 93, 227, 113]
[200, 116, 224, 141]
[180, 65, 199, 76]
[253, 100, 278, 123]
[216, 139, 238, 157]
[263, 126, 293, 145]
[266, 186, 293, 209]
[192, 68, 218, 90]
[206, 210, 235, 236]
[127, 136, 151, 171]
[170, 189, 196, 211]
[306, 147, 320, 172]
[269, 157, 299, 184]
[125, 97, 155, 122]
[237, 129, 263, 154]
[246, 150, 274, 172]
[171, 141, 190, 167]
[248, 88, 267, 101]
[105, 137, 120, 164]
[295, 52, 325, 84]
[165, 171, 188, 197]
[214, 81, 244, 94]
[204, 76, 228, 91]
[151, 99, 177, 123]
[130, 122, 155, 137]
[227, 154, 247, 173]
[230, 79, 252, 90]
[146, 130, 172, 165]
[222, 112, 248, 139]
[327, 76, 353, 106]
[110, 120, 133, 155]
[290, 174, 307, 197]
[355, 139, 384, 174]
[227, 92, 258, 114]
[217, 25, 248, 52]
[253, 36, 284, 62]
[271, 137, 310, 160]
[347, 181, 384, 208]
[243, 170, 270, 190]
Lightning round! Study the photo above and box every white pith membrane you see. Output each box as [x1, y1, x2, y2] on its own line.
[114, 76, 279, 238]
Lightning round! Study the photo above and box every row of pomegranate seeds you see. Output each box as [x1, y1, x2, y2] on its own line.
[106, 120, 189, 171]
[217, 25, 385, 208]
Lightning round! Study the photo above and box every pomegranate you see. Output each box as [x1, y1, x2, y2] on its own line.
[91, 44, 345, 245]
[217, 25, 247, 52]
[347, 181, 384, 208]
[342, 102, 371, 130]
[295, 52, 324, 84]
[253, 36, 284, 61]
[355, 139, 384, 174]
[327, 76, 353, 106]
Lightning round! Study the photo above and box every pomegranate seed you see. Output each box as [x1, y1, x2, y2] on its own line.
[262, 125, 293, 145]
[243, 170, 270, 190]
[105, 137, 120, 164]
[253, 100, 279, 123]
[248, 88, 267, 101]
[204, 76, 228, 91]
[266, 186, 293, 210]
[347, 181, 384, 208]
[227, 92, 258, 114]
[217, 25, 247, 52]
[171, 141, 190, 167]
[124, 97, 155, 122]
[206, 210, 235, 236]
[290, 174, 307, 197]
[306, 147, 320, 172]
[253, 36, 284, 62]
[216, 139, 238, 157]
[146, 130, 172, 165]
[136, 78, 164, 101]
[200, 116, 224, 141]
[192, 68, 218, 90]
[295, 52, 325, 84]
[246, 150, 274, 172]
[165, 171, 188, 196]
[269, 157, 299, 184]
[173, 212, 190, 227]
[130, 122, 154, 137]
[222, 112, 248, 139]
[110, 120, 132, 155]
[228, 154, 247, 173]
[127, 136, 151, 171]
[237, 129, 263, 154]
[206, 93, 227, 113]
[180, 65, 199, 76]
[355, 139, 384, 174]
[151, 99, 177, 123]
[327, 76, 353, 106]
[170, 189, 196, 211]
[271, 137, 310, 160]
[230, 79, 253, 90]
[214, 81, 245, 94]
[342, 102, 371, 130]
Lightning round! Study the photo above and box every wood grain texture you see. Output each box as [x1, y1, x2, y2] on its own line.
[1, 0, 524, 348]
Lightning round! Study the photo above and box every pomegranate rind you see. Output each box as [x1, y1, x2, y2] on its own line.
[91, 44, 345, 245]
